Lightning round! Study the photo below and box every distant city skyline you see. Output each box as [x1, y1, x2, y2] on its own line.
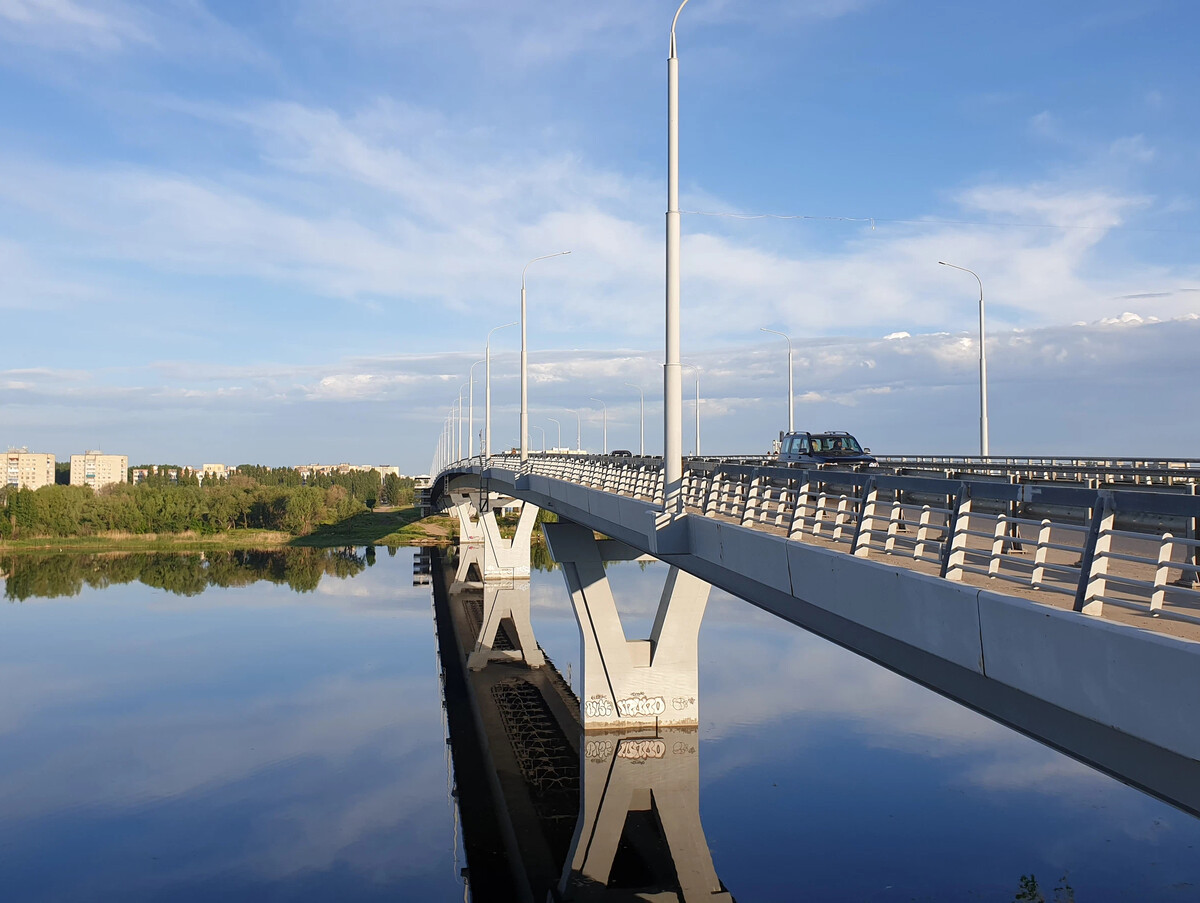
[2, 1, 1198, 471]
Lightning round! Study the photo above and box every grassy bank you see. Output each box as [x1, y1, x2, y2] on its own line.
[0, 507, 456, 554]
[289, 507, 456, 547]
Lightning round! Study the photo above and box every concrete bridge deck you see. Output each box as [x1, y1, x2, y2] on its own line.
[432, 454, 1200, 817]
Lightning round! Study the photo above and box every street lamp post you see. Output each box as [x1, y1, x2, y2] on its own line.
[664, 0, 691, 511]
[938, 261, 990, 457]
[760, 327, 794, 433]
[547, 417, 561, 451]
[566, 409, 581, 452]
[589, 397, 608, 454]
[682, 364, 700, 456]
[468, 359, 484, 459]
[485, 322, 517, 459]
[625, 382, 645, 455]
[457, 384, 468, 461]
[532, 425, 545, 454]
[520, 251, 571, 462]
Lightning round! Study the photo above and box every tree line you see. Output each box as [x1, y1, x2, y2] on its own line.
[0, 468, 415, 540]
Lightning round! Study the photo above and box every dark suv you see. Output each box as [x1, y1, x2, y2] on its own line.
[776, 431, 876, 468]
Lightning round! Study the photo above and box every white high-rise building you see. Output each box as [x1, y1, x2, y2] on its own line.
[70, 451, 129, 491]
[5, 449, 55, 490]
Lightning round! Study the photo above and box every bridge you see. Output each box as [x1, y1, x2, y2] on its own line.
[426, 451, 1200, 824]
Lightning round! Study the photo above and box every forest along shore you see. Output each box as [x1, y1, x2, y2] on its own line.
[1, 468, 455, 551]
[0, 507, 456, 553]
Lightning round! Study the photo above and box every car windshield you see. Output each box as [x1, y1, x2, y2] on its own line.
[811, 434, 863, 454]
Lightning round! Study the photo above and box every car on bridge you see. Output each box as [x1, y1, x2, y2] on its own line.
[776, 430, 876, 468]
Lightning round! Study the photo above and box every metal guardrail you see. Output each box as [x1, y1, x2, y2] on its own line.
[439, 454, 1200, 627]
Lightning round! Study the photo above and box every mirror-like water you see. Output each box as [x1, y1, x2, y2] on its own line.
[2, 548, 1199, 901]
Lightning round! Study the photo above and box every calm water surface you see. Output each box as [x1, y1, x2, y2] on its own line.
[2, 548, 1199, 901]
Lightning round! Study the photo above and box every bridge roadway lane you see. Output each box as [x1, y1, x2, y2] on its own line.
[436, 461, 1200, 818]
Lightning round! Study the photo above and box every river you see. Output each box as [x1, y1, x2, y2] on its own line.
[1, 547, 1198, 900]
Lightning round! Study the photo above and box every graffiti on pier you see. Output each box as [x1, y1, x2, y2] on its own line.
[585, 739, 614, 761]
[584, 695, 614, 718]
[617, 738, 666, 760]
[616, 693, 666, 718]
[672, 696, 696, 711]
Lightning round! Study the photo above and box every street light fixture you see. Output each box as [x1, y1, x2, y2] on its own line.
[624, 382, 645, 456]
[760, 327, 794, 433]
[938, 261, 990, 457]
[532, 425, 545, 455]
[520, 251, 572, 462]
[664, 0, 691, 510]
[589, 397, 608, 455]
[566, 408, 582, 452]
[547, 417, 562, 451]
[485, 322, 517, 458]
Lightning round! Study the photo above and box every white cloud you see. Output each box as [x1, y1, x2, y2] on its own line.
[0, 0, 150, 51]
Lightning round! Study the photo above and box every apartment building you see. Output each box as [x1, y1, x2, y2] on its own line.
[70, 451, 129, 491]
[200, 463, 230, 482]
[5, 449, 55, 490]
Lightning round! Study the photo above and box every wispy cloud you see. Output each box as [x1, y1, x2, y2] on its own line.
[0, 0, 151, 52]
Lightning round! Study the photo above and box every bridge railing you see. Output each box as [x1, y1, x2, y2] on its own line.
[455, 453, 1200, 627]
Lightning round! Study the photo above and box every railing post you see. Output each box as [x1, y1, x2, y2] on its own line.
[1151, 533, 1174, 613]
[741, 473, 761, 526]
[1178, 483, 1200, 588]
[940, 482, 972, 580]
[703, 470, 721, 516]
[850, 477, 878, 558]
[787, 477, 811, 540]
[988, 515, 1007, 576]
[1030, 519, 1052, 588]
[831, 495, 850, 542]
[1004, 474, 1024, 552]
[1073, 490, 1115, 616]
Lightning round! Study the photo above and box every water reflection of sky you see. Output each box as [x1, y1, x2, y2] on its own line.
[4, 550, 1200, 901]
[0, 551, 464, 901]
[529, 558, 1200, 902]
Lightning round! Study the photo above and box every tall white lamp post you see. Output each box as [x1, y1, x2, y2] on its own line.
[938, 261, 990, 457]
[468, 358, 484, 459]
[760, 327, 794, 433]
[589, 397, 608, 454]
[625, 382, 645, 455]
[681, 364, 700, 456]
[566, 409, 581, 452]
[485, 322, 517, 458]
[547, 417, 562, 451]
[531, 425, 546, 455]
[520, 251, 571, 462]
[664, 0, 691, 510]
[457, 383, 468, 461]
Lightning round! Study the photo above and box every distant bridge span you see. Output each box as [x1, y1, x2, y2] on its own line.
[431, 453, 1200, 817]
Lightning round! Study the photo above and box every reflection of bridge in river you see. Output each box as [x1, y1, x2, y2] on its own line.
[426, 548, 733, 902]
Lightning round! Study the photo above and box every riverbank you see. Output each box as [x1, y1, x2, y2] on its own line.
[0, 507, 456, 553]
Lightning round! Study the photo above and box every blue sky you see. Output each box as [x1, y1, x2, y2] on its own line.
[2, 0, 1199, 472]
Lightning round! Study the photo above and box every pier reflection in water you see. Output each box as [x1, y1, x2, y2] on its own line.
[431, 548, 731, 901]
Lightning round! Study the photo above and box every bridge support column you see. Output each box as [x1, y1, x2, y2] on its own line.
[543, 521, 712, 730]
[464, 580, 545, 670]
[448, 488, 486, 544]
[479, 500, 540, 579]
[559, 728, 732, 901]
